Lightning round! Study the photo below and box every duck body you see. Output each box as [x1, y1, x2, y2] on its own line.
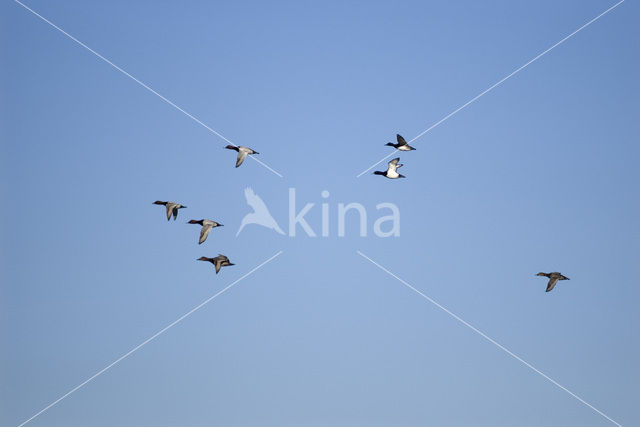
[198, 254, 235, 274]
[188, 219, 223, 244]
[536, 272, 570, 292]
[225, 145, 259, 168]
[153, 200, 186, 221]
[385, 134, 416, 151]
[374, 157, 405, 179]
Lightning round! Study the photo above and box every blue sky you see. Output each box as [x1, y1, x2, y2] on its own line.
[1, 0, 639, 425]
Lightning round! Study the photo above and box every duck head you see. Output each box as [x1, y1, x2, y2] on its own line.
[188, 219, 203, 225]
[536, 272, 548, 277]
[197, 256, 210, 261]
[385, 142, 395, 147]
[153, 200, 166, 205]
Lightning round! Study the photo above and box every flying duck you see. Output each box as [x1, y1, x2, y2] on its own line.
[188, 219, 223, 244]
[374, 157, 405, 179]
[536, 272, 570, 292]
[153, 201, 186, 221]
[386, 134, 416, 151]
[198, 254, 235, 274]
[225, 145, 259, 168]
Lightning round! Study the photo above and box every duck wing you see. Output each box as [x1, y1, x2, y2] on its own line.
[214, 259, 223, 274]
[199, 223, 213, 244]
[165, 204, 176, 221]
[396, 134, 408, 146]
[546, 278, 559, 292]
[236, 151, 248, 167]
[387, 157, 401, 173]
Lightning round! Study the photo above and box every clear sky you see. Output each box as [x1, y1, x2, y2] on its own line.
[1, 0, 639, 426]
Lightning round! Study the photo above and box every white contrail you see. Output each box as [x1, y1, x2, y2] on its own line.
[17, 250, 283, 427]
[357, 250, 622, 426]
[14, 0, 284, 178]
[356, 0, 625, 177]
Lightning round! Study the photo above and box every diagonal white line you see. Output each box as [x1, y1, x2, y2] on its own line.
[356, 250, 622, 427]
[14, 0, 284, 178]
[356, 0, 625, 177]
[17, 250, 284, 427]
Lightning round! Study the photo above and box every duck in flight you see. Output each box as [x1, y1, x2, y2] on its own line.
[386, 134, 416, 151]
[225, 145, 259, 168]
[153, 201, 186, 221]
[188, 219, 223, 244]
[374, 157, 406, 179]
[536, 272, 570, 292]
[198, 254, 235, 274]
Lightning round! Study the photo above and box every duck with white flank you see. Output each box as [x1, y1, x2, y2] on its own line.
[153, 201, 187, 221]
[188, 219, 223, 244]
[225, 145, 259, 168]
[198, 254, 235, 274]
[536, 272, 570, 292]
[374, 157, 406, 179]
[386, 134, 416, 151]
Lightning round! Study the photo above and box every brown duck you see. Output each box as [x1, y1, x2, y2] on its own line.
[225, 145, 259, 168]
[536, 272, 570, 292]
[153, 201, 186, 221]
[188, 219, 223, 244]
[198, 254, 235, 274]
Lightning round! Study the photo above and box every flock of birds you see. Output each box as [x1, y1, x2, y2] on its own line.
[373, 134, 571, 293]
[373, 134, 416, 179]
[151, 145, 262, 275]
[154, 137, 570, 291]
[152, 201, 232, 273]
[153, 145, 259, 274]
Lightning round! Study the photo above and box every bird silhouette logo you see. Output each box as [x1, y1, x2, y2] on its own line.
[236, 187, 285, 236]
